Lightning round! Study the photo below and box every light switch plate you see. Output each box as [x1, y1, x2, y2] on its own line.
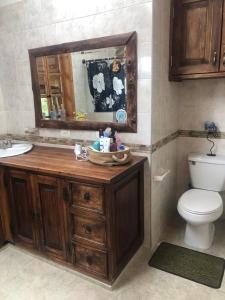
[60, 130, 70, 138]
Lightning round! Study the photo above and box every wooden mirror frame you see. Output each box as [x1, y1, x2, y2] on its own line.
[29, 32, 137, 132]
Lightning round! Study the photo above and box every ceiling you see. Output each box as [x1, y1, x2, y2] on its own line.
[0, 0, 22, 8]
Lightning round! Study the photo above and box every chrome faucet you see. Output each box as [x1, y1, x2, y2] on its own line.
[0, 140, 12, 149]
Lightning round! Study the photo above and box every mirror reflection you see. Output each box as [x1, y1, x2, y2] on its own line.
[36, 46, 127, 124]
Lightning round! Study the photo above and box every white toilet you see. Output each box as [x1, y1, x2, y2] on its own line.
[177, 153, 224, 250]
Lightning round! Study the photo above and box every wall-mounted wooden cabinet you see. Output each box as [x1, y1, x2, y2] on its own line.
[169, 0, 225, 81]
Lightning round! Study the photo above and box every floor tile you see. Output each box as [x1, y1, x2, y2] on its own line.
[1, 217, 225, 300]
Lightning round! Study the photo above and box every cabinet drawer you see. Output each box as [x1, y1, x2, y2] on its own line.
[71, 183, 104, 213]
[73, 216, 106, 246]
[73, 244, 107, 277]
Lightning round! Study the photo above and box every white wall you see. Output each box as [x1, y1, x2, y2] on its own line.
[0, 0, 22, 8]
[177, 79, 225, 198]
[0, 0, 152, 145]
[0, 85, 7, 134]
[151, 0, 180, 248]
[178, 79, 225, 132]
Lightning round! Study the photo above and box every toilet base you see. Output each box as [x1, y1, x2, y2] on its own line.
[184, 222, 215, 250]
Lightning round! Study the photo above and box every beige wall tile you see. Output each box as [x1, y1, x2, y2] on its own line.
[0, 0, 152, 146]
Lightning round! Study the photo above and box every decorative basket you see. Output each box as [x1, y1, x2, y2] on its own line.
[87, 146, 132, 166]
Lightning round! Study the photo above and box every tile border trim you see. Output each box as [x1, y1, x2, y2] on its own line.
[151, 131, 179, 153]
[179, 130, 224, 139]
[1, 134, 151, 153]
[1, 129, 220, 155]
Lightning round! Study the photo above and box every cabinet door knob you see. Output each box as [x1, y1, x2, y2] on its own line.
[213, 51, 217, 65]
[83, 224, 92, 234]
[83, 192, 91, 201]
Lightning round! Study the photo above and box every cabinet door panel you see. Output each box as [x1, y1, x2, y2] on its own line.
[35, 176, 68, 261]
[9, 171, 36, 248]
[219, 5, 225, 72]
[171, 0, 223, 75]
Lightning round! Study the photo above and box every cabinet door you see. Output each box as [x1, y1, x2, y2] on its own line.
[219, 5, 225, 72]
[34, 175, 68, 261]
[9, 170, 37, 248]
[171, 0, 223, 77]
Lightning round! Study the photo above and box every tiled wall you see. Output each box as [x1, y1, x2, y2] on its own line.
[150, 0, 180, 248]
[0, 0, 152, 146]
[0, 86, 7, 134]
[177, 79, 225, 198]
[178, 79, 225, 132]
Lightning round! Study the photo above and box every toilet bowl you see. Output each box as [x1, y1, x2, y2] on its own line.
[178, 189, 223, 249]
[177, 153, 225, 250]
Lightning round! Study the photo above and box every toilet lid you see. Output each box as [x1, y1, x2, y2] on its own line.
[179, 189, 223, 215]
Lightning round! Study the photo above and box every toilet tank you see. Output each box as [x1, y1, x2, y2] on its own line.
[188, 153, 225, 192]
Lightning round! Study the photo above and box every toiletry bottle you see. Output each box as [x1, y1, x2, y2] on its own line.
[103, 137, 110, 152]
[115, 131, 122, 151]
[99, 129, 103, 138]
[99, 129, 104, 152]
[110, 137, 117, 152]
[61, 103, 66, 121]
[110, 130, 117, 152]
[103, 131, 110, 152]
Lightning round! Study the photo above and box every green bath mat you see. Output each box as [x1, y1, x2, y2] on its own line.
[149, 242, 225, 289]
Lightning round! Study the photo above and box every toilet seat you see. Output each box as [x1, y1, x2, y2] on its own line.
[178, 189, 223, 215]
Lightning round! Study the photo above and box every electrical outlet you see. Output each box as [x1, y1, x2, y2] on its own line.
[60, 130, 70, 138]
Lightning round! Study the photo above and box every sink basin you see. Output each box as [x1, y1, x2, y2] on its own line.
[0, 144, 33, 158]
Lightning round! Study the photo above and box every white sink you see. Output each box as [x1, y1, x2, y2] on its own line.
[0, 144, 33, 158]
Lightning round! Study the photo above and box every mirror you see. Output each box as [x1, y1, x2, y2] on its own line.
[29, 32, 137, 132]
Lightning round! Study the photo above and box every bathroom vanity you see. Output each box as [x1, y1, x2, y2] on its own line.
[0, 146, 146, 284]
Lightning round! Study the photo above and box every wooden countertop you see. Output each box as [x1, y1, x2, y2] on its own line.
[0, 146, 147, 183]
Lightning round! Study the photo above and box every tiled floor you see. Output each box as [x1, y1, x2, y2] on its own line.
[1, 217, 225, 300]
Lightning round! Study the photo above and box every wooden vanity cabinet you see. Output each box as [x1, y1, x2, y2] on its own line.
[0, 216, 4, 246]
[33, 175, 69, 261]
[0, 146, 146, 284]
[8, 170, 37, 249]
[170, 0, 225, 80]
[8, 171, 69, 262]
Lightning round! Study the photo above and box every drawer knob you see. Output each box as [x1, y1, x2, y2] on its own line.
[86, 255, 93, 265]
[83, 192, 91, 201]
[83, 224, 92, 234]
